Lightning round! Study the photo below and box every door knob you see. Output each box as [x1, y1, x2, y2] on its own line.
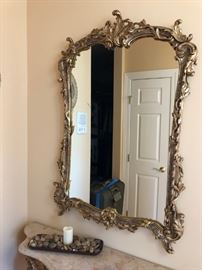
[159, 166, 166, 173]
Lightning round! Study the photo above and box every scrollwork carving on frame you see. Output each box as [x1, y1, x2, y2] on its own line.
[26, 257, 48, 270]
[54, 10, 197, 253]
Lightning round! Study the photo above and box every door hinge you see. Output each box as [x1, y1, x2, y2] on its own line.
[127, 154, 130, 162]
[128, 95, 132, 104]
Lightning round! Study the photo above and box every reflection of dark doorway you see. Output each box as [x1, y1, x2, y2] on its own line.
[91, 45, 114, 183]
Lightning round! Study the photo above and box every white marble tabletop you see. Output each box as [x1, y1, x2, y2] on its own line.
[19, 222, 172, 270]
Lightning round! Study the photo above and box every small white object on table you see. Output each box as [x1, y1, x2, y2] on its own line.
[63, 226, 73, 245]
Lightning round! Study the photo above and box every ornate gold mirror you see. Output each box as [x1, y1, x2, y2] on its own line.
[54, 10, 197, 253]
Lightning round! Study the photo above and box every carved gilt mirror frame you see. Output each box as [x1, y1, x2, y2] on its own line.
[54, 10, 197, 253]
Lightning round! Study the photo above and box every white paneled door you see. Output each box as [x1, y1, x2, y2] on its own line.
[126, 70, 177, 222]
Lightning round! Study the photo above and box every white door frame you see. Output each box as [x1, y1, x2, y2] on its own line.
[121, 69, 178, 215]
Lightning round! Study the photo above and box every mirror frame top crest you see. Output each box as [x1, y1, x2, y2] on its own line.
[54, 10, 197, 253]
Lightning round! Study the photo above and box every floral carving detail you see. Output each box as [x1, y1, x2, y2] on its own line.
[100, 208, 118, 228]
[26, 257, 48, 270]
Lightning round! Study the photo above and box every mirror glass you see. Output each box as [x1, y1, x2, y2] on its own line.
[70, 38, 178, 223]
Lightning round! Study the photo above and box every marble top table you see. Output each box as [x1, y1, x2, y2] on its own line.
[19, 222, 172, 270]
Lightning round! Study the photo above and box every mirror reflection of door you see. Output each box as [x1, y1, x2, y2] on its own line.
[125, 70, 177, 223]
[71, 38, 178, 221]
[114, 38, 178, 221]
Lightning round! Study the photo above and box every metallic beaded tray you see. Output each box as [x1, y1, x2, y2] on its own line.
[28, 234, 103, 256]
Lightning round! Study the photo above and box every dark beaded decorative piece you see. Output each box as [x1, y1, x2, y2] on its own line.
[28, 234, 103, 256]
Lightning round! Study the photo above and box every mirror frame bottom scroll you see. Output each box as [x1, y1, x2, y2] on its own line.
[53, 10, 197, 253]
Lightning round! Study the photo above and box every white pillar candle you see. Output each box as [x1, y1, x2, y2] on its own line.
[63, 226, 73, 245]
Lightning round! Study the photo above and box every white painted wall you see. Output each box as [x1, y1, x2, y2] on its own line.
[0, 1, 28, 270]
[26, 1, 201, 270]
[1, 1, 199, 270]
[70, 50, 91, 202]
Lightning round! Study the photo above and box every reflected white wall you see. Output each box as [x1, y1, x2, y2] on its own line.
[70, 50, 91, 203]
